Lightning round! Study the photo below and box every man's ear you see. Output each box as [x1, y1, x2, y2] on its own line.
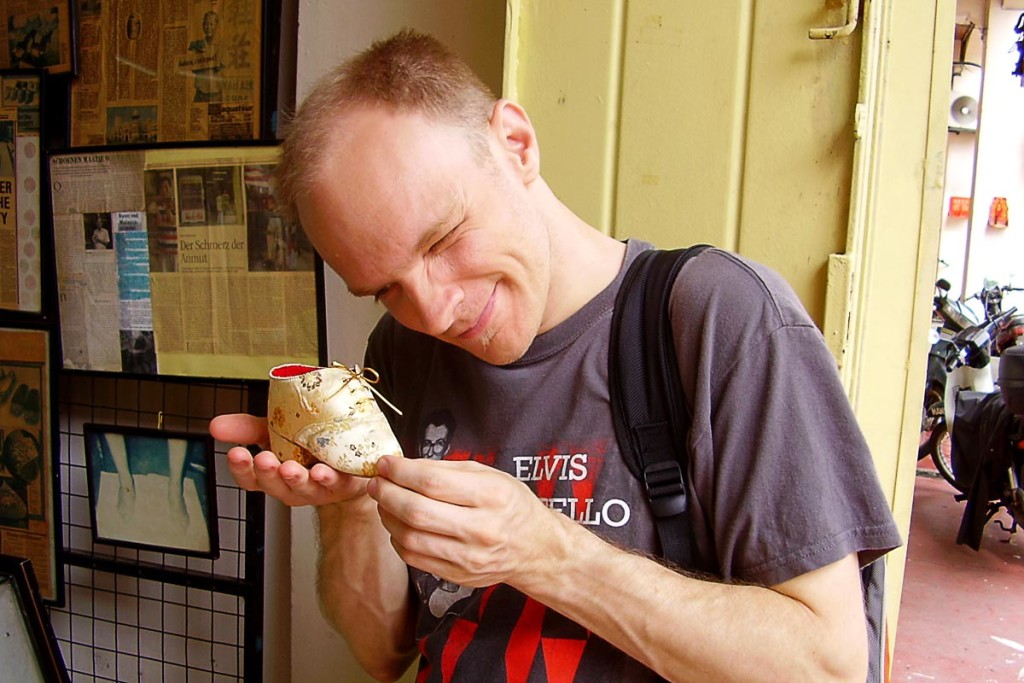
[489, 99, 540, 184]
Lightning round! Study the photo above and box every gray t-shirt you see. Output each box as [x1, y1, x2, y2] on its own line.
[364, 240, 901, 682]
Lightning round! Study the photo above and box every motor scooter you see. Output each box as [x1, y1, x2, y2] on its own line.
[977, 282, 1024, 355]
[921, 306, 1017, 489]
[952, 343, 1024, 550]
[918, 280, 972, 460]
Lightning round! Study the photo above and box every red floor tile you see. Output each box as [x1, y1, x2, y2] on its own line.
[892, 469, 1024, 682]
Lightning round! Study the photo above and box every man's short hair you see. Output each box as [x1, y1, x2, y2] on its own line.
[276, 29, 497, 221]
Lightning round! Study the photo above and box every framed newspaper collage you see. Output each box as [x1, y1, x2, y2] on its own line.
[48, 144, 316, 380]
[69, 0, 269, 146]
[0, 0, 293, 614]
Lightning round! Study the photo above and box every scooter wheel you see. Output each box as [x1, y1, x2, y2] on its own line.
[925, 421, 970, 493]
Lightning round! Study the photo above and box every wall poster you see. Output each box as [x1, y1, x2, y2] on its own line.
[0, 1, 75, 76]
[70, 0, 264, 146]
[49, 145, 318, 380]
[0, 70, 44, 314]
[0, 327, 58, 603]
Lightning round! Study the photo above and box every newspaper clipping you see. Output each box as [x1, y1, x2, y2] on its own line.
[0, 1, 74, 74]
[50, 147, 317, 379]
[71, 0, 262, 145]
[0, 72, 42, 313]
[0, 327, 57, 602]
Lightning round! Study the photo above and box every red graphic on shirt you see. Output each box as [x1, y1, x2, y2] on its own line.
[416, 442, 614, 681]
[419, 591, 590, 682]
[441, 618, 477, 681]
[478, 585, 496, 616]
[446, 448, 497, 467]
[418, 585, 499, 683]
[506, 597, 589, 682]
[506, 598, 547, 682]
[542, 638, 589, 681]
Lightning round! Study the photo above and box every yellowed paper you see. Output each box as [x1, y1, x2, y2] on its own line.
[50, 146, 318, 380]
[71, 0, 263, 145]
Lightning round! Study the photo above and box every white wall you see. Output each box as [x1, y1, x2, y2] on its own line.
[940, 0, 1024, 314]
[966, 1, 1024, 309]
[938, 0, 986, 295]
[290, 3, 505, 681]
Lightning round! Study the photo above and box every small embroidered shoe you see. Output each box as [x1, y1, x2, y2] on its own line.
[267, 362, 403, 477]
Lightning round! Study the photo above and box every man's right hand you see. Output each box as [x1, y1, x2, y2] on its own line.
[210, 413, 369, 506]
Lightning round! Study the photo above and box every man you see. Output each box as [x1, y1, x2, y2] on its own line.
[186, 11, 223, 103]
[211, 30, 901, 682]
[89, 216, 112, 250]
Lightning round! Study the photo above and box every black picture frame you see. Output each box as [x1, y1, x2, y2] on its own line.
[0, 554, 70, 683]
[83, 423, 219, 559]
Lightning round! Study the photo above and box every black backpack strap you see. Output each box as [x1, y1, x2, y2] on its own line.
[612, 245, 885, 683]
[609, 245, 712, 569]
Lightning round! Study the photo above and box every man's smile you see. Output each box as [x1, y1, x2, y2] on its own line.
[458, 287, 497, 341]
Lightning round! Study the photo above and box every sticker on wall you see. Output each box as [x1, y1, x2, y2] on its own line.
[949, 196, 971, 218]
[988, 196, 1009, 229]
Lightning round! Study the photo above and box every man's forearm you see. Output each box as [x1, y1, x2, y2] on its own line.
[316, 497, 418, 681]
[514, 512, 868, 683]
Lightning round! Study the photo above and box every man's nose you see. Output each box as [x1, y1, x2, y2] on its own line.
[404, 276, 461, 337]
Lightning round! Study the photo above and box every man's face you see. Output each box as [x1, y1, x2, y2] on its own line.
[298, 106, 552, 365]
[203, 13, 217, 38]
[421, 423, 451, 459]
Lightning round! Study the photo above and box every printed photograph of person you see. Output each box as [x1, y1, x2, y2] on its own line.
[83, 213, 113, 250]
[175, 166, 239, 226]
[186, 10, 223, 103]
[144, 170, 178, 272]
[84, 425, 219, 557]
[243, 164, 315, 272]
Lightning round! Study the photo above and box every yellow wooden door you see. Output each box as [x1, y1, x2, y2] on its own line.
[506, 0, 955, 663]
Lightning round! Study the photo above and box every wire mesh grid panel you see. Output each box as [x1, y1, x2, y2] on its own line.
[50, 568, 247, 682]
[50, 374, 265, 682]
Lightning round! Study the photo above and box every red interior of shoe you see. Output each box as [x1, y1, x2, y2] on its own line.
[270, 364, 317, 378]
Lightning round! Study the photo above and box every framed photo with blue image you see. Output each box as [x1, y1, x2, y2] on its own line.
[83, 423, 219, 558]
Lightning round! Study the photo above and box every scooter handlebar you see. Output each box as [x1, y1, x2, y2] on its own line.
[947, 307, 1018, 370]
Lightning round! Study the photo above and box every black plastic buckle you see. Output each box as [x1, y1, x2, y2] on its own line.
[643, 460, 688, 518]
